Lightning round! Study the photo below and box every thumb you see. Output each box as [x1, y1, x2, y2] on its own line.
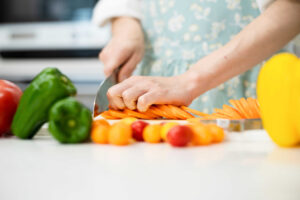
[137, 91, 160, 112]
[99, 46, 132, 77]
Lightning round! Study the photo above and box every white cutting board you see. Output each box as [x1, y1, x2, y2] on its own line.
[94, 115, 189, 124]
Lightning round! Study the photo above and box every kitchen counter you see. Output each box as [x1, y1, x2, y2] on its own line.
[0, 130, 300, 200]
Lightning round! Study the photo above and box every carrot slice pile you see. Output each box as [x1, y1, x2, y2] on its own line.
[97, 97, 261, 120]
[123, 108, 153, 120]
[203, 97, 261, 120]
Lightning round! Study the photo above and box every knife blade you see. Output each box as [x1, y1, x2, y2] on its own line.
[93, 66, 121, 117]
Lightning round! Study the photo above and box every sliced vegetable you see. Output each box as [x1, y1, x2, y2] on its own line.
[107, 110, 128, 119]
[97, 98, 260, 120]
[123, 108, 152, 119]
[181, 106, 209, 117]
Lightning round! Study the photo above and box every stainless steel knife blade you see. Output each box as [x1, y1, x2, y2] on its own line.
[93, 67, 121, 117]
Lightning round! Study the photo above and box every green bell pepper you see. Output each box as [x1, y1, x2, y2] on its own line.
[12, 67, 76, 139]
[48, 97, 92, 143]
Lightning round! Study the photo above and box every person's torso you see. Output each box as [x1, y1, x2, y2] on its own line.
[139, 0, 260, 76]
[137, 0, 261, 113]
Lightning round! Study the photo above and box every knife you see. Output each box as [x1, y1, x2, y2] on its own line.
[93, 66, 121, 117]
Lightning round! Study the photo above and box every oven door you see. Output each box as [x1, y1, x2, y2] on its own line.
[0, 0, 109, 58]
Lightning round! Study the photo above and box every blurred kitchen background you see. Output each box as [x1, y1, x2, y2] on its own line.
[0, 0, 109, 110]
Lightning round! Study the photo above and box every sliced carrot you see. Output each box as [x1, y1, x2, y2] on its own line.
[239, 98, 253, 118]
[214, 113, 232, 119]
[213, 108, 234, 119]
[100, 98, 261, 121]
[152, 106, 171, 119]
[176, 105, 195, 119]
[253, 99, 261, 118]
[163, 105, 180, 119]
[229, 99, 246, 119]
[147, 106, 165, 118]
[168, 105, 194, 119]
[157, 105, 177, 119]
[222, 105, 243, 119]
[247, 98, 260, 118]
[101, 111, 117, 119]
[107, 110, 128, 119]
[164, 105, 184, 119]
[231, 99, 249, 118]
[142, 109, 160, 119]
[123, 108, 153, 119]
[181, 106, 209, 117]
[242, 98, 255, 119]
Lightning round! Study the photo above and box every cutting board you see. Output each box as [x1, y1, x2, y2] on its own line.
[94, 115, 263, 132]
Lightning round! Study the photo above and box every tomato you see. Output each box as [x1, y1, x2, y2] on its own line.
[91, 123, 110, 144]
[167, 125, 193, 147]
[109, 122, 132, 146]
[0, 80, 22, 136]
[131, 121, 149, 141]
[206, 124, 225, 143]
[190, 124, 213, 145]
[160, 122, 179, 141]
[143, 124, 161, 143]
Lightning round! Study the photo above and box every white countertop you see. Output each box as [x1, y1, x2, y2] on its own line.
[1, 130, 300, 200]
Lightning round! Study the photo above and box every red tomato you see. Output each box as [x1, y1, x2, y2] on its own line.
[0, 80, 22, 136]
[131, 121, 149, 141]
[167, 125, 193, 147]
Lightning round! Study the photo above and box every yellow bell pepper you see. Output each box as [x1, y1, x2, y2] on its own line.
[257, 53, 300, 147]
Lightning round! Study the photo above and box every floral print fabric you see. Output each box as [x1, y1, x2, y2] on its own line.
[136, 0, 262, 113]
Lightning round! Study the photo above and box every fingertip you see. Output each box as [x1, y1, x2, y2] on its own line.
[137, 95, 150, 112]
[126, 103, 137, 111]
[103, 68, 111, 77]
[139, 105, 149, 113]
[116, 102, 125, 110]
[103, 61, 117, 77]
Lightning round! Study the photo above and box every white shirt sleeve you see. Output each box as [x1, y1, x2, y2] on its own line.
[92, 0, 142, 27]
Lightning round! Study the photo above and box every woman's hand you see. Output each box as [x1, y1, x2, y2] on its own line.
[107, 73, 201, 112]
[100, 17, 144, 82]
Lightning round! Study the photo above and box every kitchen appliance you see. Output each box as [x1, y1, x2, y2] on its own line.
[0, 0, 109, 58]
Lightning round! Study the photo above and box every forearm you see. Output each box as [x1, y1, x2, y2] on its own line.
[186, 0, 300, 98]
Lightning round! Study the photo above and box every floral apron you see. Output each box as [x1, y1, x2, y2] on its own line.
[136, 0, 261, 113]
